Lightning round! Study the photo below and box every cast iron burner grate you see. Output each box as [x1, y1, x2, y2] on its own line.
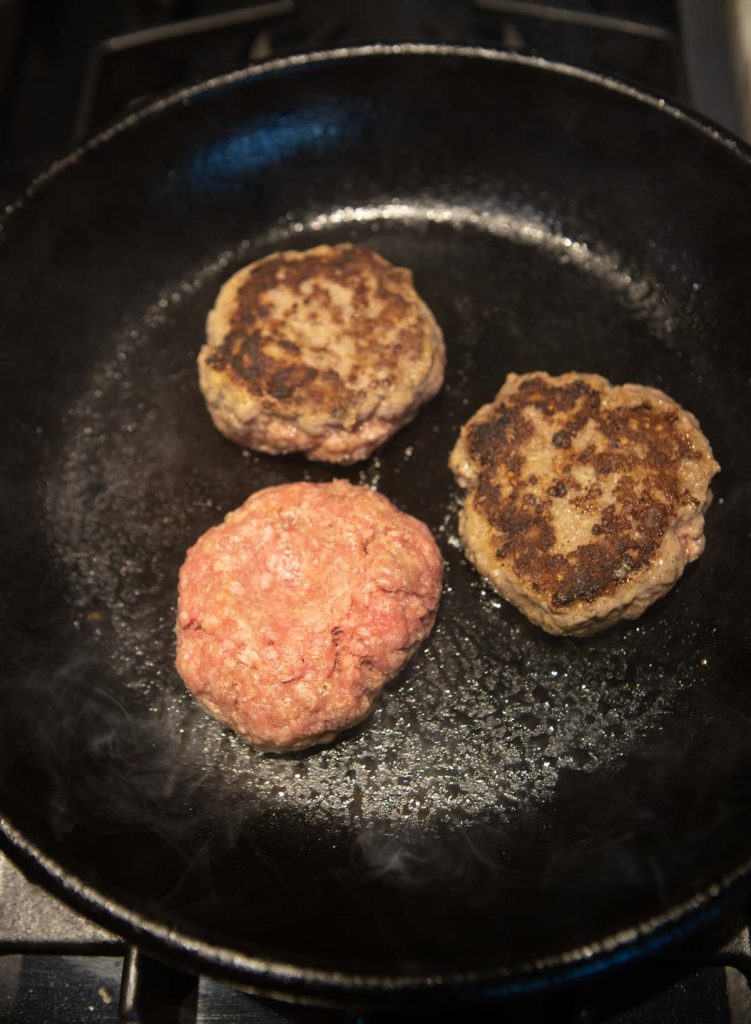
[72, 0, 685, 141]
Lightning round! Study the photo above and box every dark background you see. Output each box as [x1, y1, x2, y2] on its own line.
[0, 0, 744, 199]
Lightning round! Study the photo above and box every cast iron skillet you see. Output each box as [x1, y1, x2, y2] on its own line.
[1, 45, 750, 1007]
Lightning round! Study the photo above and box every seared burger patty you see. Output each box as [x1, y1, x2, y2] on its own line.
[175, 481, 443, 752]
[449, 371, 720, 637]
[199, 244, 445, 464]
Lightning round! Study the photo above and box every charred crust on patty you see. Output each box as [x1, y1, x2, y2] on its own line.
[206, 245, 430, 403]
[199, 244, 445, 463]
[450, 371, 720, 636]
[467, 377, 696, 606]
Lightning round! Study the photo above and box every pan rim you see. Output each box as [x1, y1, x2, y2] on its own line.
[2, 42, 751, 1000]
[1, 42, 749, 229]
[2, 815, 750, 998]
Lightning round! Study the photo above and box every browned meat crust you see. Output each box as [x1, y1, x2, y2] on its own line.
[449, 371, 720, 636]
[199, 244, 445, 463]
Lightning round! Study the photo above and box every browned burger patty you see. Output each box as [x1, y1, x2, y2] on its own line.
[198, 244, 446, 464]
[175, 481, 444, 752]
[449, 371, 720, 637]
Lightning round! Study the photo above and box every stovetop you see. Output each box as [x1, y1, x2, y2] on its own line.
[1, 2, 750, 1022]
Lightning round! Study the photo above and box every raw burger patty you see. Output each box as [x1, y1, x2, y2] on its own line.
[175, 481, 443, 752]
[449, 371, 720, 637]
[198, 244, 446, 464]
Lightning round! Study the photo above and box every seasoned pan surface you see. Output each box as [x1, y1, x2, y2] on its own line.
[1, 46, 750, 1002]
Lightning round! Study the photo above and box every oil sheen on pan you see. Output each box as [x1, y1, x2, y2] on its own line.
[45, 215, 727, 834]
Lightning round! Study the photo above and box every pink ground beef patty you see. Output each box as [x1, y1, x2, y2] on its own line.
[175, 481, 443, 752]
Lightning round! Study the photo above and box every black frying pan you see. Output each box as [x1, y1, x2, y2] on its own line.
[1, 45, 751, 1008]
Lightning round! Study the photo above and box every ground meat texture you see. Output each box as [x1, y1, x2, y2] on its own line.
[175, 481, 444, 752]
[449, 371, 720, 637]
[198, 244, 446, 464]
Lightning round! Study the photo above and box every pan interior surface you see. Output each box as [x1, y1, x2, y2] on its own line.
[1, 49, 750, 992]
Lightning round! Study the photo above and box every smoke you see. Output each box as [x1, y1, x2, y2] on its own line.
[353, 825, 506, 905]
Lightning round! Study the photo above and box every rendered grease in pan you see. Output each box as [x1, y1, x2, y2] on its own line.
[46, 216, 700, 837]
